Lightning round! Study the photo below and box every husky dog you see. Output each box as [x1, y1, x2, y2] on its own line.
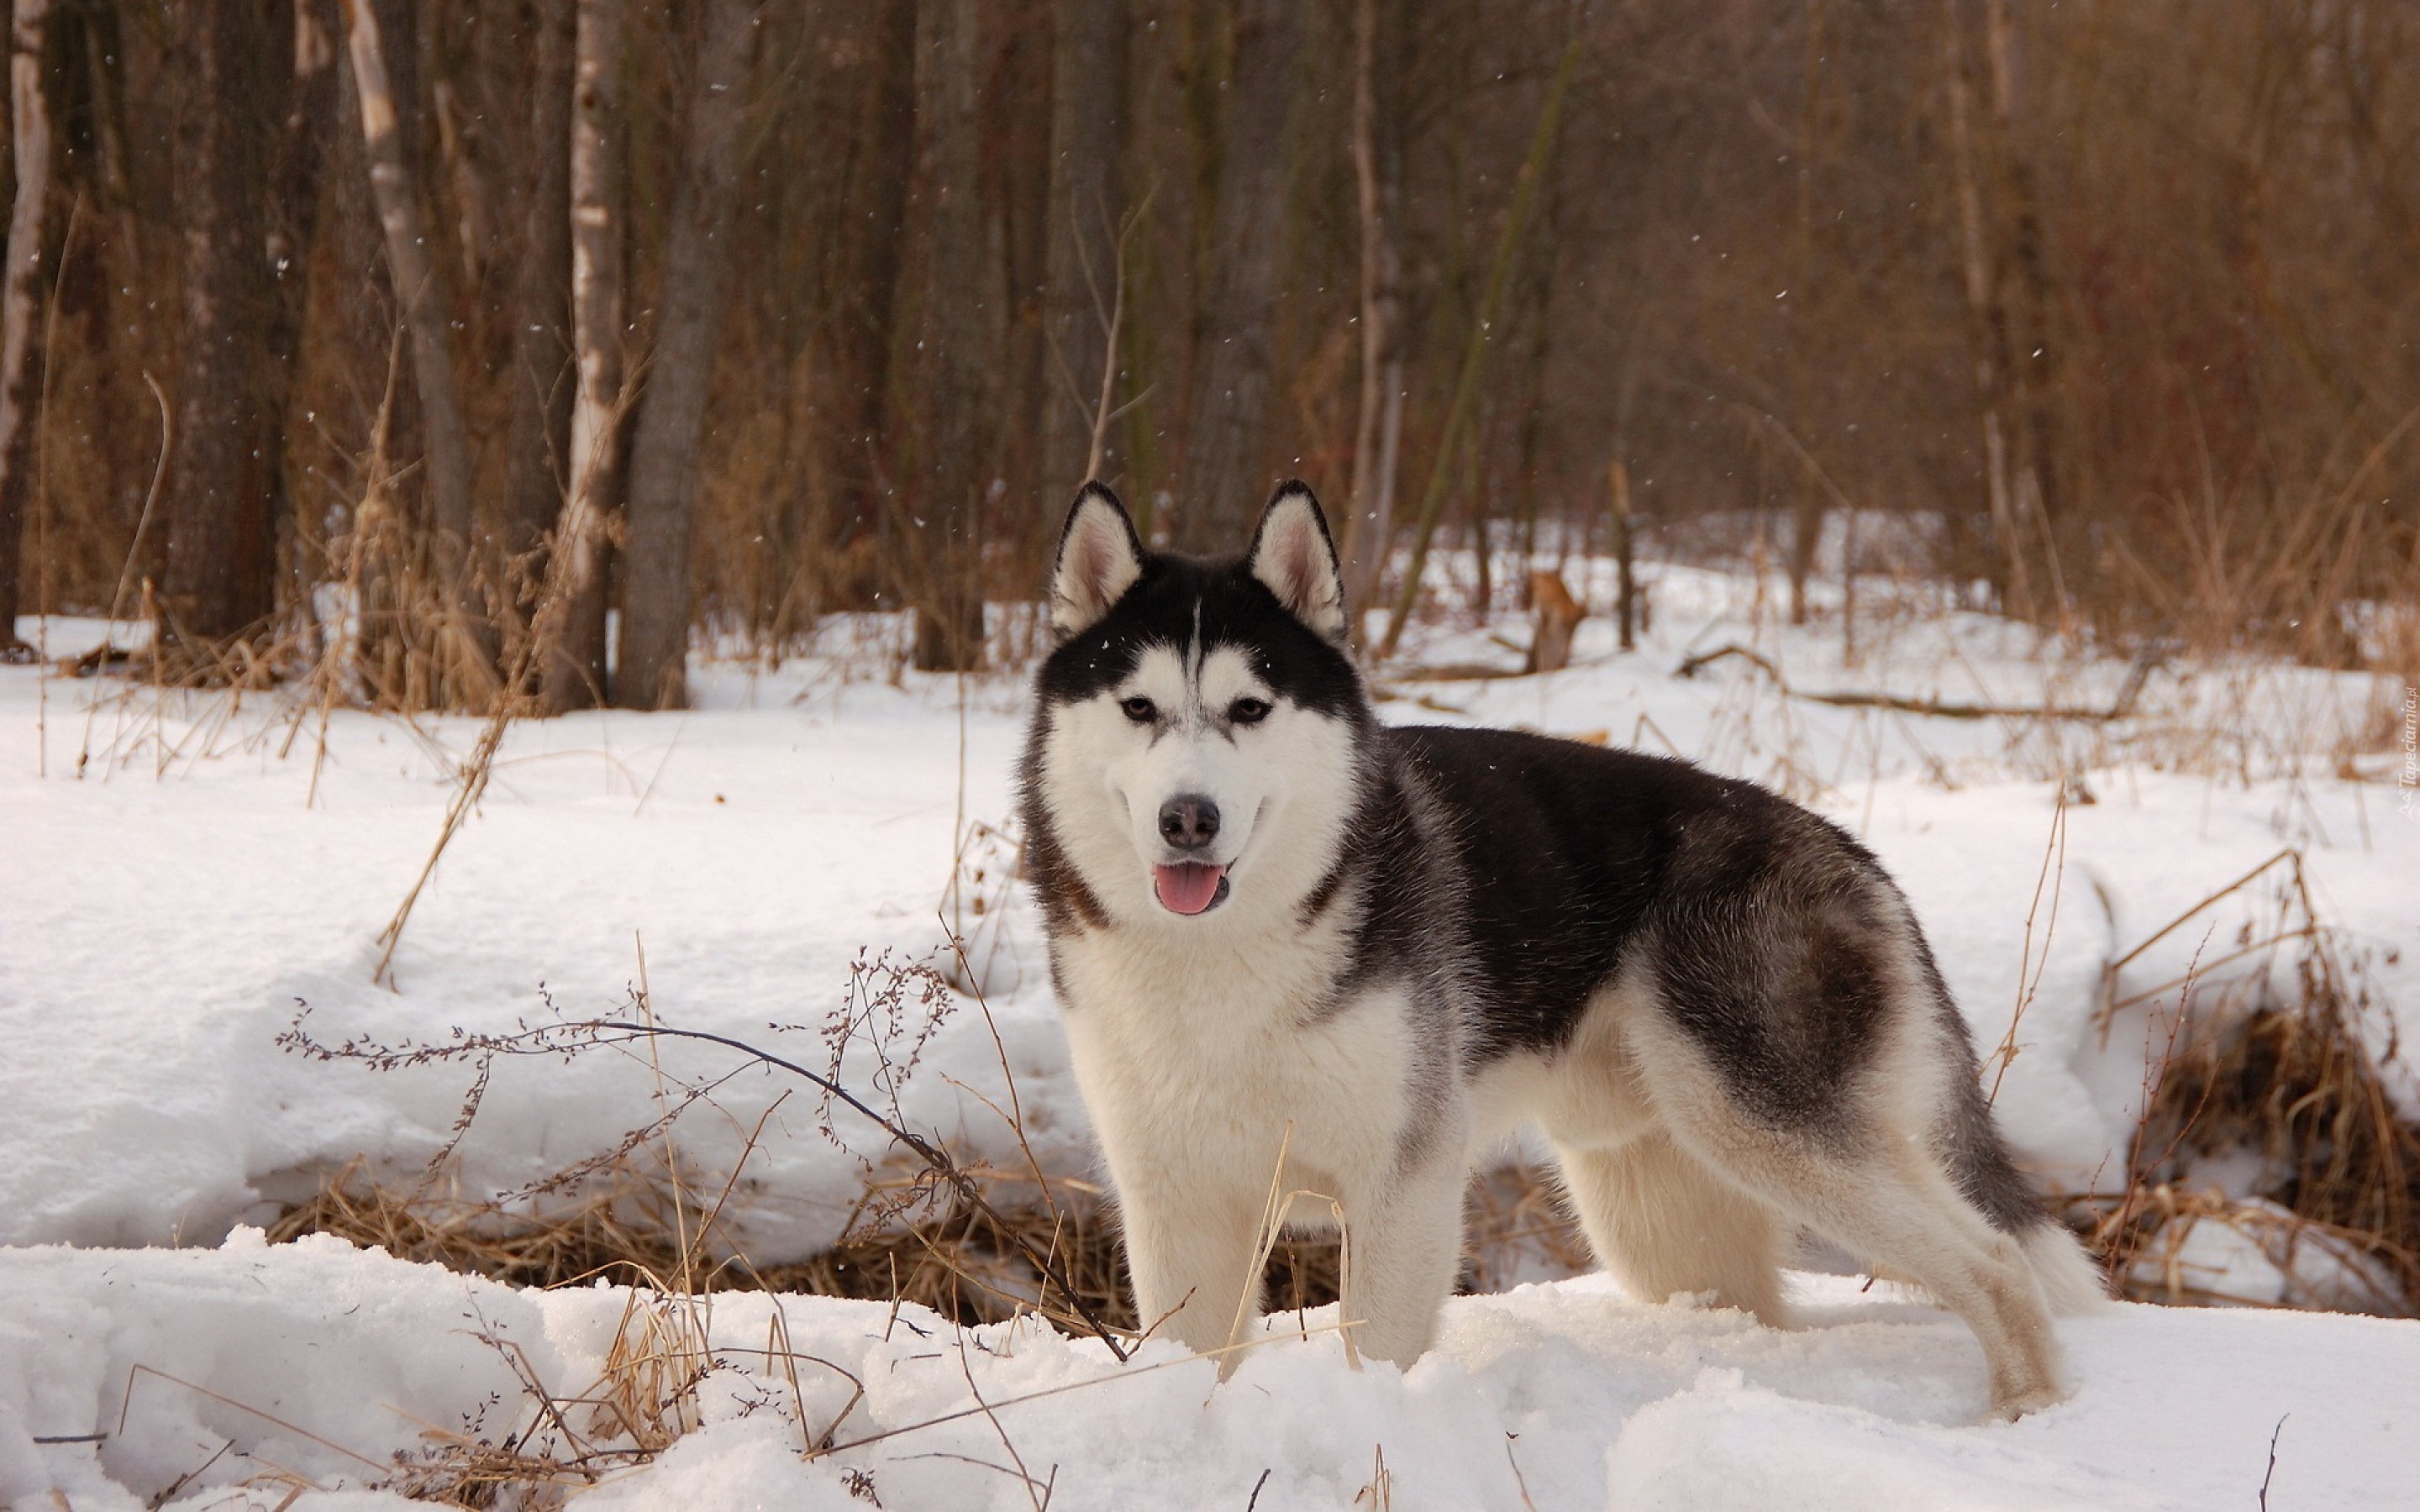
[1018, 480, 2102, 1419]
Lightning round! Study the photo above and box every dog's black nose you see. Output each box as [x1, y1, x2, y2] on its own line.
[1157, 794, 1220, 850]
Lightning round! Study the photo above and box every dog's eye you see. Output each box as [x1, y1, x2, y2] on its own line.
[1229, 697, 1271, 726]
[1118, 696, 1157, 723]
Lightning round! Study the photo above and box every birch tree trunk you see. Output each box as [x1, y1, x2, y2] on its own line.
[503, 0, 576, 644]
[613, 0, 757, 709]
[1040, 0, 1128, 506]
[902, 0, 991, 672]
[1172, 0, 1301, 551]
[160, 1, 282, 644]
[539, 0, 625, 711]
[342, 0, 494, 698]
[0, 0, 53, 656]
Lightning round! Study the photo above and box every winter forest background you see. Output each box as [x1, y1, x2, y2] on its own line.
[0, 0, 2414, 699]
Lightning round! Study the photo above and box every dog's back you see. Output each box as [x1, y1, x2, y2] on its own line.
[1385, 726, 1825, 1060]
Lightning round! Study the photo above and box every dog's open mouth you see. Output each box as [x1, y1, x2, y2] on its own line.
[1152, 862, 1229, 916]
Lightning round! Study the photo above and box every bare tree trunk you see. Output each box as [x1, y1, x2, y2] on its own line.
[539, 0, 625, 711]
[67, 3, 150, 570]
[997, 10, 1053, 575]
[323, 24, 419, 700]
[0, 0, 54, 656]
[1466, 421, 1491, 616]
[76, 3, 141, 283]
[1609, 458, 1636, 652]
[1341, 0, 1405, 638]
[1786, 0, 1831, 628]
[902, 0, 991, 672]
[613, 0, 756, 710]
[1040, 0, 1128, 507]
[503, 0, 575, 643]
[1982, 0, 2070, 628]
[1943, 0, 2033, 622]
[1172, 0, 1301, 551]
[160, 2, 282, 645]
[266, 1, 342, 648]
[342, 0, 494, 698]
[1512, 173, 1561, 593]
[824, 0, 913, 576]
[1523, 568, 1582, 674]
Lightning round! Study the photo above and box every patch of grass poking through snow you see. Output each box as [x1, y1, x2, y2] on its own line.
[2079, 848, 2420, 1315]
[270, 1001, 1587, 1499]
[276, 933, 1598, 1335]
[276, 951, 1136, 1360]
[270, 1157, 1585, 1339]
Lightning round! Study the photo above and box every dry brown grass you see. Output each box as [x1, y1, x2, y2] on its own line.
[2075, 849, 2420, 1315]
[271, 1157, 1592, 1341]
[266, 1158, 702, 1293]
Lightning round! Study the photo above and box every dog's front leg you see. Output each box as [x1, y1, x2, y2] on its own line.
[1337, 1156, 1467, 1368]
[1119, 1180, 1265, 1368]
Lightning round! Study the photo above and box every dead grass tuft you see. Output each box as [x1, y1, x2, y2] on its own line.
[271, 1158, 1590, 1341]
[2078, 849, 2420, 1315]
[266, 1158, 699, 1293]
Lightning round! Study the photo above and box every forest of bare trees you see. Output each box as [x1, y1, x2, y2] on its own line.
[0, 0, 2412, 706]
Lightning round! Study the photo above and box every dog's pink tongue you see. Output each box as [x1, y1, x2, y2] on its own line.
[1153, 862, 1228, 916]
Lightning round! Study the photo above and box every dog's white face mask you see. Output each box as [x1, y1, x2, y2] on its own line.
[1039, 485, 1359, 923]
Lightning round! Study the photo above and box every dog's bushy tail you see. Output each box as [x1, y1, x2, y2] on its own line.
[2019, 1221, 2109, 1315]
[1941, 1054, 2110, 1315]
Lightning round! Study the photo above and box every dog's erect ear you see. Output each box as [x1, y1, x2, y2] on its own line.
[1050, 483, 1147, 638]
[1247, 481, 1346, 642]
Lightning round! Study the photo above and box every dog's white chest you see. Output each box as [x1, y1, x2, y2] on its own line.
[1051, 921, 1415, 1194]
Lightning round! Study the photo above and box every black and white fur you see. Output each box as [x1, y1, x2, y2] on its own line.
[1019, 481, 2102, 1419]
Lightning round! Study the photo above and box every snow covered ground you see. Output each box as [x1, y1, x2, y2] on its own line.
[7, 1235, 2417, 1510]
[4, 565, 2417, 1508]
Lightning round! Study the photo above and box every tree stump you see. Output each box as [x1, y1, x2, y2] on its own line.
[1524, 569, 1585, 674]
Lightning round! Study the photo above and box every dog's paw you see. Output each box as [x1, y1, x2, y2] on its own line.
[1986, 1381, 2069, 1422]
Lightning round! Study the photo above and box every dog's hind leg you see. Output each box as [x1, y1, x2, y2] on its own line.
[1552, 1131, 1787, 1326]
[1809, 1157, 2065, 1420]
[1628, 879, 2077, 1417]
[1658, 1106, 2066, 1420]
